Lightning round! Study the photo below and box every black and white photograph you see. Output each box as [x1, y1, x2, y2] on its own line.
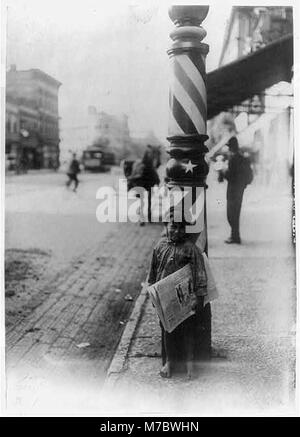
[0, 0, 299, 417]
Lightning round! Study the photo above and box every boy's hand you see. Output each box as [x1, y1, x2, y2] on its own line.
[192, 295, 204, 313]
[191, 294, 198, 312]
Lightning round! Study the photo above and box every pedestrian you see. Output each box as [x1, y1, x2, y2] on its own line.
[222, 136, 253, 244]
[128, 147, 160, 225]
[147, 211, 207, 379]
[214, 154, 226, 183]
[66, 153, 80, 192]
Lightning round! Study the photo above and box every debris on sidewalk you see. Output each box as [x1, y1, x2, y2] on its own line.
[5, 248, 52, 326]
[124, 294, 133, 301]
[76, 342, 90, 349]
[25, 327, 41, 334]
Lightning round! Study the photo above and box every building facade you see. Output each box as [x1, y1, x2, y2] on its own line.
[219, 6, 293, 66]
[5, 65, 61, 171]
[87, 106, 131, 162]
[61, 106, 132, 164]
[211, 6, 293, 191]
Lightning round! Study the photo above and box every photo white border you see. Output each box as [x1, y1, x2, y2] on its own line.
[0, 0, 299, 417]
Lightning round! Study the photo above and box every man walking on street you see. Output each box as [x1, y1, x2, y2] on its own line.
[223, 136, 253, 244]
[66, 153, 80, 192]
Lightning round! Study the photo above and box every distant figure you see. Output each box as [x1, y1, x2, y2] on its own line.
[214, 154, 226, 183]
[66, 153, 80, 192]
[222, 137, 253, 244]
[122, 160, 135, 180]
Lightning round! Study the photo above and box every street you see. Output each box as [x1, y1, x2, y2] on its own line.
[5, 170, 119, 326]
[5, 171, 119, 263]
[5, 169, 162, 411]
[4, 168, 296, 415]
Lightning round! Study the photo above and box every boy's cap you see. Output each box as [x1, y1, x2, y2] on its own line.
[226, 136, 239, 151]
[163, 206, 196, 226]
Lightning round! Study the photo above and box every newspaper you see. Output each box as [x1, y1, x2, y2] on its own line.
[148, 254, 219, 332]
[147, 264, 196, 333]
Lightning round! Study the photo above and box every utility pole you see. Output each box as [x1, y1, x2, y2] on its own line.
[166, 5, 211, 358]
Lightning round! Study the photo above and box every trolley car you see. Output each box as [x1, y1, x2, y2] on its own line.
[82, 145, 115, 171]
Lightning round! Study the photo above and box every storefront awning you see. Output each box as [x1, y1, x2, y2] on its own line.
[207, 34, 293, 119]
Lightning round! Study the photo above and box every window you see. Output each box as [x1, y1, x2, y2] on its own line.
[5, 142, 11, 154]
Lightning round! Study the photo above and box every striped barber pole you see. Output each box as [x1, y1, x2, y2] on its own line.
[166, 5, 212, 356]
[166, 6, 209, 237]
[169, 52, 207, 137]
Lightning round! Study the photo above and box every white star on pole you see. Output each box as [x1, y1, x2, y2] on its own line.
[182, 160, 197, 174]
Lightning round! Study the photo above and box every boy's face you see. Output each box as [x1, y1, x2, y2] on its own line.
[166, 221, 186, 243]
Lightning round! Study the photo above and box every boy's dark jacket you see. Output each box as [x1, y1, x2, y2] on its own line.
[148, 236, 207, 299]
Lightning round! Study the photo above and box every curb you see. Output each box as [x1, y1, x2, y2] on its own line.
[103, 283, 149, 390]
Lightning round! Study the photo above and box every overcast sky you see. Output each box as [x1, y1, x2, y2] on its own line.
[5, 0, 233, 140]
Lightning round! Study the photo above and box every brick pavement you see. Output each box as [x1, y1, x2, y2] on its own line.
[6, 222, 162, 383]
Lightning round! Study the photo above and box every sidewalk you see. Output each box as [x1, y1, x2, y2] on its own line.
[103, 182, 297, 416]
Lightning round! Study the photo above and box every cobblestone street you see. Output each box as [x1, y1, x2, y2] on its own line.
[6, 221, 162, 413]
[5, 171, 162, 412]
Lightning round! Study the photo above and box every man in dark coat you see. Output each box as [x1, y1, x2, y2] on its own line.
[127, 147, 160, 224]
[66, 153, 80, 192]
[223, 137, 252, 244]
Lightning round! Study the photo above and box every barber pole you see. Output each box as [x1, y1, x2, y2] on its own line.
[166, 5, 211, 357]
[168, 39, 208, 137]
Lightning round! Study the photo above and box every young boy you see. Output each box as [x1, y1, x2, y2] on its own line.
[148, 215, 207, 378]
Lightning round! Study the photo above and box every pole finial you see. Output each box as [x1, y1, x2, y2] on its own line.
[168, 5, 209, 27]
